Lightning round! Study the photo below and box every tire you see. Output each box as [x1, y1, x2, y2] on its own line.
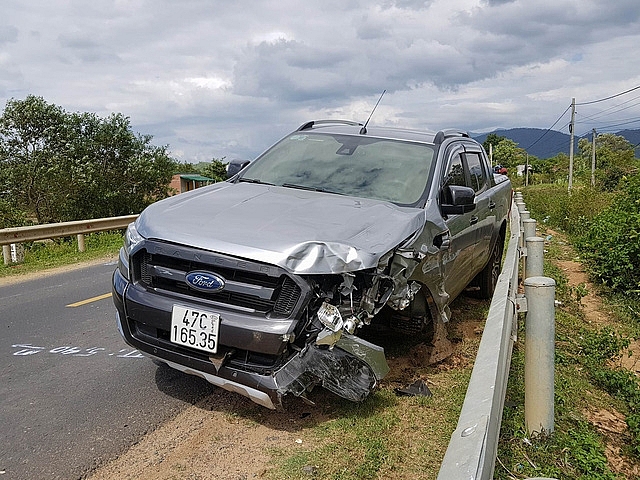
[388, 289, 435, 342]
[477, 234, 505, 299]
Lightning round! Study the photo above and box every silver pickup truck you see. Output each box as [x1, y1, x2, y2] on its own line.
[112, 120, 512, 409]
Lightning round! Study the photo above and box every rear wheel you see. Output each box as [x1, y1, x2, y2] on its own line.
[477, 233, 505, 299]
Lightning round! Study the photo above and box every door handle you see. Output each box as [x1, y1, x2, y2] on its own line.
[489, 200, 496, 209]
[470, 216, 478, 225]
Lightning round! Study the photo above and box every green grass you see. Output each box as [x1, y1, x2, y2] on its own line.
[259, 294, 489, 480]
[0, 231, 123, 278]
[496, 232, 640, 479]
[497, 313, 623, 479]
[265, 367, 473, 480]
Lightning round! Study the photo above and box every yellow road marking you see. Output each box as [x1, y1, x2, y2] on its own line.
[66, 293, 112, 308]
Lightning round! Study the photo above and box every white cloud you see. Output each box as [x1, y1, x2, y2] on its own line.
[1, 0, 639, 161]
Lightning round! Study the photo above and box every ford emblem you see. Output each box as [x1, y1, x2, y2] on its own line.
[185, 271, 226, 293]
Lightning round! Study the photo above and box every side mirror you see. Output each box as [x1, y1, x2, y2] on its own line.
[441, 185, 476, 215]
[226, 159, 250, 179]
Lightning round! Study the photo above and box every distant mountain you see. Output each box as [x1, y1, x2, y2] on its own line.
[617, 129, 640, 148]
[472, 128, 640, 159]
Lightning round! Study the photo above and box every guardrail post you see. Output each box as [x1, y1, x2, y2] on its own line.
[77, 234, 86, 253]
[523, 218, 537, 241]
[524, 276, 556, 436]
[526, 237, 545, 278]
[2, 244, 10, 265]
[518, 205, 527, 249]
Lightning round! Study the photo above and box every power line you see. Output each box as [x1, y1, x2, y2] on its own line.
[575, 109, 640, 130]
[592, 117, 640, 131]
[577, 94, 640, 122]
[575, 84, 640, 106]
[576, 116, 640, 128]
[524, 104, 572, 150]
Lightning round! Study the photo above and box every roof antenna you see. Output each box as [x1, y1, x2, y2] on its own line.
[360, 89, 386, 134]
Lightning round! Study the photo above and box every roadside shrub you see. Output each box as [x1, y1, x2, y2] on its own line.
[522, 184, 613, 237]
[576, 173, 640, 295]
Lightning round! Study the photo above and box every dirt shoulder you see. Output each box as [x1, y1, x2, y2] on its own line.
[551, 232, 640, 478]
[87, 389, 315, 480]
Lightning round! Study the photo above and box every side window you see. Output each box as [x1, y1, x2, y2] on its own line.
[443, 155, 466, 188]
[441, 154, 467, 205]
[465, 152, 487, 193]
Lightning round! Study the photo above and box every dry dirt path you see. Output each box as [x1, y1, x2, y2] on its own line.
[555, 245, 640, 478]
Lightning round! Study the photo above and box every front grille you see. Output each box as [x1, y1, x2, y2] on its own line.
[131, 240, 303, 317]
[273, 277, 302, 316]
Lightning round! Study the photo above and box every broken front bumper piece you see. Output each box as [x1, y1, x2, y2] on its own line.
[275, 334, 390, 404]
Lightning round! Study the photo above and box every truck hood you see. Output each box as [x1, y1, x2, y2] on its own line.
[136, 182, 427, 274]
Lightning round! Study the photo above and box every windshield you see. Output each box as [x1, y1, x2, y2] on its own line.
[240, 132, 435, 205]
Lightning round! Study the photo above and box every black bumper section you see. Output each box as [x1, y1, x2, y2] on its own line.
[112, 269, 380, 410]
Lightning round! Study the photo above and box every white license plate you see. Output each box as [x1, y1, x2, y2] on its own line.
[170, 305, 220, 354]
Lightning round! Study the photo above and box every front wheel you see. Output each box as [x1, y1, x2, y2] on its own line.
[477, 234, 505, 299]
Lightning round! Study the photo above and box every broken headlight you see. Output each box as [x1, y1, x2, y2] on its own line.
[317, 302, 344, 332]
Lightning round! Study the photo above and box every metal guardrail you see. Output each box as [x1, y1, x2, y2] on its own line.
[0, 215, 137, 265]
[0, 215, 138, 245]
[437, 202, 521, 479]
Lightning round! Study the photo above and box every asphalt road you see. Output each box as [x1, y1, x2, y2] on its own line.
[0, 261, 215, 480]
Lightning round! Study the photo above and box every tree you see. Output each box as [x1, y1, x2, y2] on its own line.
[577, 172, 640, 294]
[578, 133, 639, 191]
[201, 158, 228, 182]
[63, 112, 177, 219]
[0, 95, 177, 224]
[0, 95, 71, 223]
[491, 138, 527, 169]
[0, 198, 26, 229]
[174, 162, 201, 174]
[522, 153, 568, 185]
[482, 133, 507, 160]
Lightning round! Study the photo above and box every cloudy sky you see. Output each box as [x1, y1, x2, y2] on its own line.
[1, 0, 639, 162]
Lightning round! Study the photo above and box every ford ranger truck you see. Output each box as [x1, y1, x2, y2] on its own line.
[112, 120, 512, 410]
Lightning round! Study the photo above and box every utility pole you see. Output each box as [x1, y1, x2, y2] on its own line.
[568, 98, 576, 192]
[489, 143, 493, 166]
[591, 128, 597, 187]
[525, 153, 529, 186]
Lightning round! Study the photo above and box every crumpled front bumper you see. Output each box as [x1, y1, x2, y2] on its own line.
[112, 268, 389, 410]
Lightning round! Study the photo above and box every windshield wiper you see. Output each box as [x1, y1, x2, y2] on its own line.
[238, 177, 274, 185]
[281, 183, 343, 195]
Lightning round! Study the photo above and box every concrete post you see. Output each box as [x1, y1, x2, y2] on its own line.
[2, 244, 10, 265]
[525, 276, 556, 436]
[523, 219, 537, 241]
[526, 237, 545, 278]
[516, 201, 526, 213]
[521, 210, 531, 222]
[77, 234, 86, 253]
